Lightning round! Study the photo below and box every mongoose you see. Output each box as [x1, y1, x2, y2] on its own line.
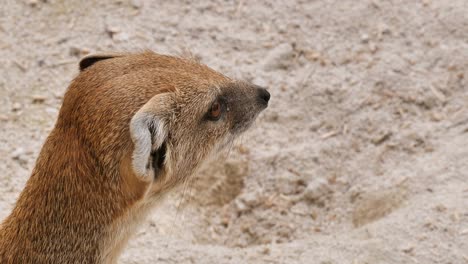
[0, 51, 270, 263]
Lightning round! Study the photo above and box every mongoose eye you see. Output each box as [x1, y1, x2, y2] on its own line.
[207, 100, 222, 121]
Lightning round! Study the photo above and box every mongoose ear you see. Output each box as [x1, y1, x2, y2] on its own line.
[129, 93, 174, 182]
[79, 53, 123, 71]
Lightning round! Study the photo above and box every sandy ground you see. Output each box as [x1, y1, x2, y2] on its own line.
[1, 0, 468, 263]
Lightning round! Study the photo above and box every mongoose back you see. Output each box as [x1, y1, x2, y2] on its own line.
[0, 51, 270, 263]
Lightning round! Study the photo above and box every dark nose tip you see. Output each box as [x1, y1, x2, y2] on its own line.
[257, 88, 270, 105]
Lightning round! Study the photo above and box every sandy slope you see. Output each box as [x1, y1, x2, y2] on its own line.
[0, 0, 467, 263]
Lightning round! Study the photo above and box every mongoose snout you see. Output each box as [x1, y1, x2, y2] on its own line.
[257, 87, 271, 106]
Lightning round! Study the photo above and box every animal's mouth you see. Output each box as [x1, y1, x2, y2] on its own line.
[232, 109, 265, 135]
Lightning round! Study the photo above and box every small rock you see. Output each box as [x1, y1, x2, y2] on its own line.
[276, 175, 305, 195]
[12, 103, 22, 112]
[234, 192, 260, 212]
[113, 32, 130, 42]
[303, 178, 331, 202]
[32, 95, 46, 104]
[130, 0, 143, 8]
[105, 25, 130, 41]
[277, 24, 287, 34]
[402, 245, 414, 254]
[260, 247, 270, 255]
[240, 192, 260, 208]
[360, 33, 370, 43]
[379, 23, 392, 35]
[69, 46, 90, 57]
[11, 148, 25, 160]
[352, 186, 407, 227]
[235, 191, 261, 213]
[450, 212, 460, 223]
[27, 0, 39, 7]
[263, 43, 295, 71]
[234, 199, 249, 213]
[291, 202, 309, 216]
[105, 25, 121, 38]
[371, 131, 392, 145]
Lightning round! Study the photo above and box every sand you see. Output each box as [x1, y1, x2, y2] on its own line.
[0, 0, 467, 263]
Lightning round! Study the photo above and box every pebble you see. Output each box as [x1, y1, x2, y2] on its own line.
[240, 192, 260, 208]
[105, 25, 130, 42]
[105, 25, 121, 38]
[130, 0, 143, 9]
[260, 247, 270, 255]
[378, 23, 392, 35]
[276, 175, 303, 195]
[303, 178, 331, 202]
[69, 46, 90, 57]
[262, 43, 295, 71]
[32, 95, 46, 104]
[27, 0, 39, 7]
[234, 199, 248, 213]
[401, 245, 414, 254]
[11, 148, 25, 160]
[291, 202, 309, 216]
[235, 191, 261, 213]
[361, 33, 370, 43]
[113, 32, 130, 42]
[11, 103, 22, 112]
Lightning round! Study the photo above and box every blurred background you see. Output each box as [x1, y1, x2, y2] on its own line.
[0, 0, 467, 263]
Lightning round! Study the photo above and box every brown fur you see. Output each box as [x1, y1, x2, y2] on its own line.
[0, 51, 269, 263]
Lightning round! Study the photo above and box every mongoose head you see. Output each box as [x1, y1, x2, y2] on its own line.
[0, 51, 269, 263]
[68, 51, 270, 199]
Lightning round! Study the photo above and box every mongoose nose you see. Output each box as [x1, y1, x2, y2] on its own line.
[257, 88, 271, 105]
